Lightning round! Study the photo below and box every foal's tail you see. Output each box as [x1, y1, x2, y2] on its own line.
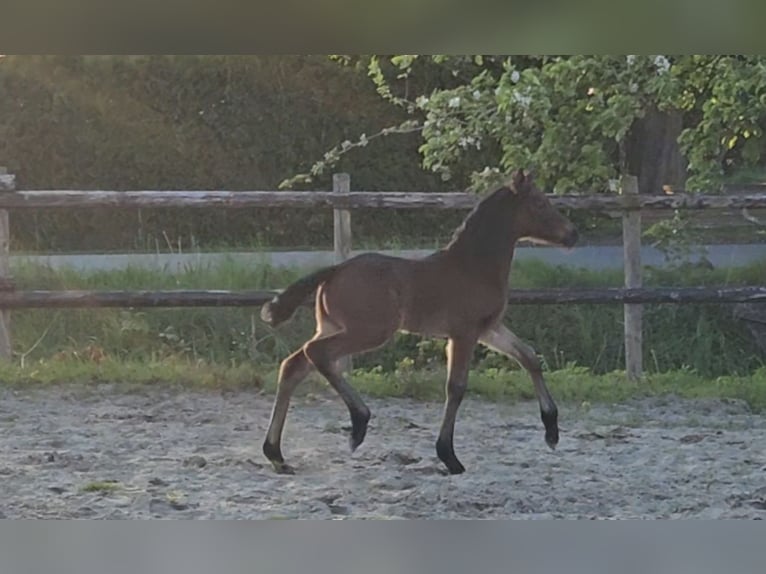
[260, 265, 339, 327]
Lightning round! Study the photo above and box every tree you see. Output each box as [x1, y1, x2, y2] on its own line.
[283, 55, 766, 194]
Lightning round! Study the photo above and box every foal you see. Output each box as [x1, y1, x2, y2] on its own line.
[260, 169, 578, 474]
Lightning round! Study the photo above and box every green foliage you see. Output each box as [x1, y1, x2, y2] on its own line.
[303, 55, 766, 193]
[674, 56, 766, 190]
[2, 55, 765, 255]
[643, 211, 709, 266]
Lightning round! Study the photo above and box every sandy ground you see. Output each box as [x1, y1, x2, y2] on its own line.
[1, 384, 765, 519]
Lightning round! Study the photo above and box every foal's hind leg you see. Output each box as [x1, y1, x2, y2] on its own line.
[436, 335, 477, 475]
[304, 327, 394, 452]
[263, 348, 314, 474]
[480, 325, 559, 449]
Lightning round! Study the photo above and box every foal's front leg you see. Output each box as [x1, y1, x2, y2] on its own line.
[480, 324, 559, 449]
[435, 336, 477, 474]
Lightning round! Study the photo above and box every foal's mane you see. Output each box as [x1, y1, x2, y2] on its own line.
[444, 185, 515, 253]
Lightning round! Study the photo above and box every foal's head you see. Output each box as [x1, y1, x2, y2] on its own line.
[507, 169, 578, 248]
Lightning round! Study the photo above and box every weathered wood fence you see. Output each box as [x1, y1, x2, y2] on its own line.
[2, 169, 766, 379]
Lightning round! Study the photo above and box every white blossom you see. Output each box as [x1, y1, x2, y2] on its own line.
[479, 166, 500, 177]
[512, 90, 532, 108]
[472, 90, 481, 100]
[626, 55, 637, 66]
[629, 82, 638, 93]
[510, 70, 521, 83]
[448, 96, 461, 108]
[654, 55, 670, 74]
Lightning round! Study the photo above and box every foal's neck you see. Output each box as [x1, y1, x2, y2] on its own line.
[443, 190, 519, 283]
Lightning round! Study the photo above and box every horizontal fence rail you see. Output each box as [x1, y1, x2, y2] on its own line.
[0, 287, 765, 309]
[2, 169, 766, 378]
[3, 190, 766, 211]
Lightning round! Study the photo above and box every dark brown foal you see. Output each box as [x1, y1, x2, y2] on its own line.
[260, 169, 578, 474]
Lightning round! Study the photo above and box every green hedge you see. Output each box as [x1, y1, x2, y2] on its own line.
[0, 55, 481, 252]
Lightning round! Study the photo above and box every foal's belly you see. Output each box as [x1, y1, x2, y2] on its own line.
[398, 320, 449, 340]
[398, 290, 506, 340]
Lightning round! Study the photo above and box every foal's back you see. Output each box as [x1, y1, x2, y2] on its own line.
[317, 250, 506, 339]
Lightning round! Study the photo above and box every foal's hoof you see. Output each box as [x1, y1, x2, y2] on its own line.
[545, 434, 558, 450]
[436, 440, 466, 474]
[263, 441, 295, 474]
[544, 424, 559, 450]
[445, 460, 466, 475]
[272, 461, 296, 475]
[541, 409, 559, 450]
[349, 431, 366, 453]
[348, 409, 370, 452]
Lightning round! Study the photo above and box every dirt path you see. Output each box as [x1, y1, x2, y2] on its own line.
[1, 384, 765, 519]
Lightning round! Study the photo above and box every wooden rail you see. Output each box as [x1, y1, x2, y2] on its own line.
[2, 189, 766, 211]
[0, 286, 764, 309]
[1, 168, 766, 379]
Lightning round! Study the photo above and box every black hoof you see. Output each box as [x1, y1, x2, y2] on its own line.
[541, 408, 559, 449]
[273, 462, 296, 475]
[349, 409, 370, 452]
[263, 439, 295, 473]
[445, 460, 466, 475]
[436, 439, 466, 475]
[349, 431, 366, 452]
[545, 433, 558, 450]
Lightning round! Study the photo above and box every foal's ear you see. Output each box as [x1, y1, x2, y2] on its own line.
[510, 168, 527, 194]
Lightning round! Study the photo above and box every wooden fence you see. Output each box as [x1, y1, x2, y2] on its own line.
[2, 168, 766, 379]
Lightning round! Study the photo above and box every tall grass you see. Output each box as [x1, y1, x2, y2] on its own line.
[7, 258, 766, 378]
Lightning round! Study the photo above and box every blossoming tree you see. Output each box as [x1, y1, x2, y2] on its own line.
[285, 55, 766, 195]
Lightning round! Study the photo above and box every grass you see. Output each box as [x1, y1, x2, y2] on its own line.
[4, 257, 766, 380]
[0, 356, 272, 392]
[4, 357, 766, 414]
[81, 480, 121, 493]
[4, 255, 766, 408]
[350, 364, 766, 412]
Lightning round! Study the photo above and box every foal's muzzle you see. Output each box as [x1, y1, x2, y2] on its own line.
[562, 227, 578, 248]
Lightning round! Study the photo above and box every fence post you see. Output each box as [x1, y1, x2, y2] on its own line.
[0, 167, 14, 360]
[621, 174, 642, 380]
[333, 173, 352, 373]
